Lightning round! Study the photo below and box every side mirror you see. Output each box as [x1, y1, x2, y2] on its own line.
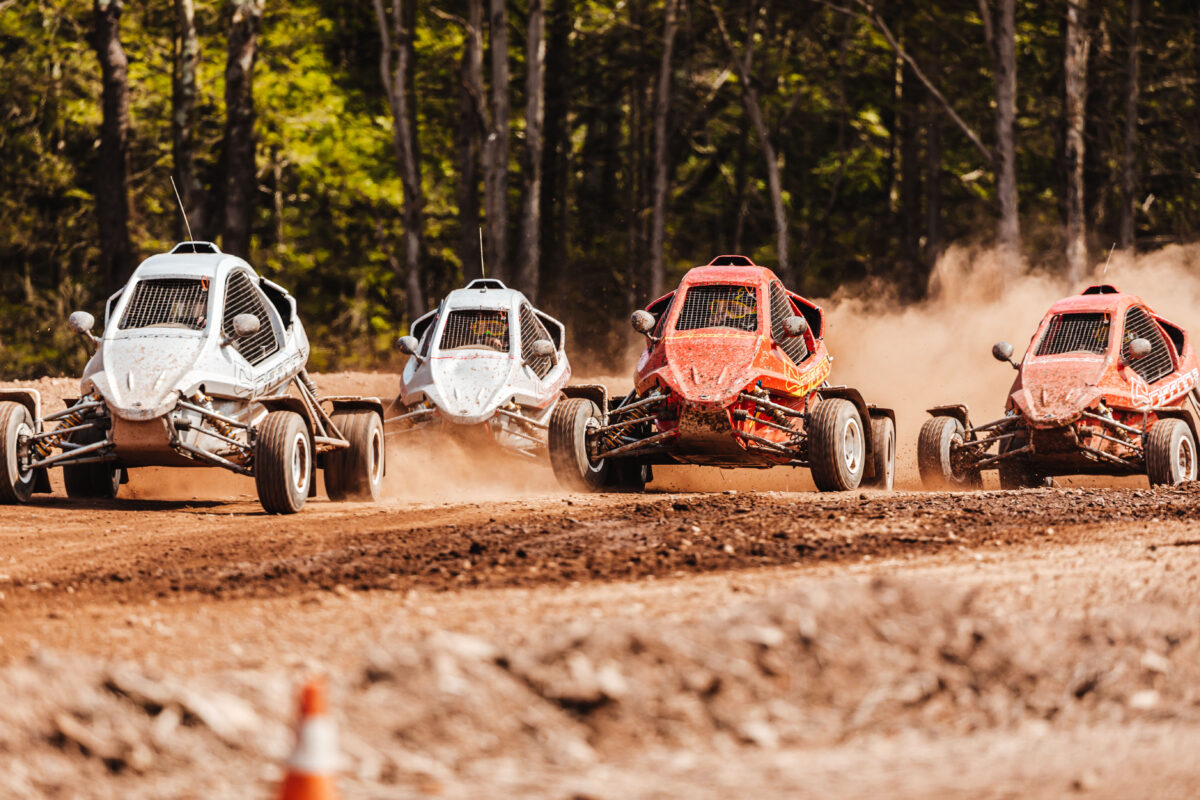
[232, 313, 260, 338]
[396, 335, 425, 364]
[1127, 337, 1152, 361]
[631, 310, 656, 336]
[221, 313, 260, 347]
[781, 315, 808, 338]
[529, 339, 556, 359]
[992, 340, 1018, 370]
[68, 311, 100, 345]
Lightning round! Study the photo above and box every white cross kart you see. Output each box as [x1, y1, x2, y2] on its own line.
[389, 278, 575, 458]
[0, 242, 385, 514]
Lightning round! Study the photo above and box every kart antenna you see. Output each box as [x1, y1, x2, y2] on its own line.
[1102, 242, 1116, 277]
[170, 175, 194, 243]
[479, 227, 486, 278]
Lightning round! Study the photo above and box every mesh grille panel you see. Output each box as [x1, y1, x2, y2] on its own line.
[1123, 306, 1174, 384]
[222, 271, 279, 366]
[519, 305, 554, 379]
[675, 285, 758, 332]
[1035, 313, 1110, 356]
[118, 279, 209, 331]
[439, 310, 509, 352]
[769, 283, 808, 364]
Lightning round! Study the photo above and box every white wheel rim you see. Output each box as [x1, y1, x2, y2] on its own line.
[842, 416, 863, 475]
[13, 420, 32, 482]
[1177, 435, 1196, 481]
[369, 426, 384, 485]
[885, 429, 895, 481]
[291, 431, 310, 494]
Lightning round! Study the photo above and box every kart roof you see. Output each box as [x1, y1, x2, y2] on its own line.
[443, 278, 532, 312]
[131, 243, 256, 282]
[1045, 285, 1147, 316]
[679, 258, 781, 287]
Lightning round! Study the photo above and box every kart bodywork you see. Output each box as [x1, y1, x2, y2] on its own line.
[389, 278, 571, 458]
[548, 255, 896, 492]
[918, 284, 1200, 488]
[0, 242, 386, 513]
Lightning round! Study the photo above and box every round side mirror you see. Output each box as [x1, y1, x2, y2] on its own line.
[782, 315, 808, 338]
[530, 339, 556, 359]
[631, 310, 656, 335]
[232, 313, 260, 339]
[68, 311, 95, 336]
[1127, 337, 1152, 361]
[396, 335, 420, 356]
[992, 341, 1015, 363]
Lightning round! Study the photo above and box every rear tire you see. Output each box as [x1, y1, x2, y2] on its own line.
[255, 411, 312, 514]
[62, 416, 121, 500]
[0, 402, 35, 504]
[997, 430, 1041, 489]
[608, 460, 650, 492]
[917, 416, 982, 490]
[1145, 418, 1197, 486]
[548, 398, 610, 492]
[861, 415, 895, 490]
[324, 410, 385, 502]
[809, 398, 866, 492]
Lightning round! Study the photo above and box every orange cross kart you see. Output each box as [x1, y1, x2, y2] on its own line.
[918, 284, 1200, 489]
[548, 256, 896, 492]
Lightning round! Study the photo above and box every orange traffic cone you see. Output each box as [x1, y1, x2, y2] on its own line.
[277, 677, 341, 800]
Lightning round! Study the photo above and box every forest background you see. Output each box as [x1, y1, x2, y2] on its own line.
[0, 0, 1196, 376]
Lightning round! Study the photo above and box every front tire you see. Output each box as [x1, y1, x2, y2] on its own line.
[62, 417, 121, 500]
[548, 398, 610, 492]
[917, 416, 982, 490]
[324, 410, 385, 502]
[255, 411, 313, 514]
[1145, 418, 1197, 486]
[861, 415, 895, 490]
[0, 402, 35, 504]
[809, 398, 866, 492]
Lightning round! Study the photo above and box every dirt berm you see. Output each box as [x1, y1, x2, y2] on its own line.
[2, 576, 1197, 799]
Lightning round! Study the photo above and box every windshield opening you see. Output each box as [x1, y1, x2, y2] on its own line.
[1035, 312, 1110, 356]
[118, 278, 209, 331]
[439, 309, 510, 352]
[675, 285, 759, 332]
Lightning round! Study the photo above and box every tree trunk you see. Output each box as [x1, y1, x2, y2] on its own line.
[539, 0, 571, 308]
[648, 0, 679, 300]
[373, 0, 426, 322]
[173, 0, 203, 241]
[92, 0, 134, 293]
[222, 0, 264, 259]
[515, 0, 545, 299]
[899, 58, 922, 291]
[984, 0, 1020, 263]
[457, 0, 486, 281]
[1064, 0, 1089, 283]
[483, 0, 509, 283]
[1119, 0, 1140, 251]
[711, 4, 789, 281]
[925, 95, 943, 267]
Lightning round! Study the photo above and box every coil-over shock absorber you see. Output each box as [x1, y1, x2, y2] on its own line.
[191, 390, 236, 439]
[31, 391, 101, 458]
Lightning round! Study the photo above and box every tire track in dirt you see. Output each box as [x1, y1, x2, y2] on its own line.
[5, 483, 1196, 608]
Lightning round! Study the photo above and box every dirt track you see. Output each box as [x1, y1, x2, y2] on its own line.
[2, 375, 1200, 798]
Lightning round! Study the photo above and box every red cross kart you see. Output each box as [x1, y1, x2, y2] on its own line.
[918, 284, 1200, 489]
[548, 255, 896, 492]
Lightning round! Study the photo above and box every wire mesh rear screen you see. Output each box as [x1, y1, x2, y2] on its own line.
[1035, 313, 1110, 356]
[222, 271, 279, 366]
[519, 305, 554, 378]
[675, 285, 758, 332]
[769, 282, 809, 364]
[118, 278, 209, 331]
[1123, 306, 1174, 384]
[439, 310, 510, 352]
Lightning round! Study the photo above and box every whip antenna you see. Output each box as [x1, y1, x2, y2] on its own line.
[1103, 242, 1116, 277]
[479, 227, 486, 278]
[170, 176, 194, 242]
